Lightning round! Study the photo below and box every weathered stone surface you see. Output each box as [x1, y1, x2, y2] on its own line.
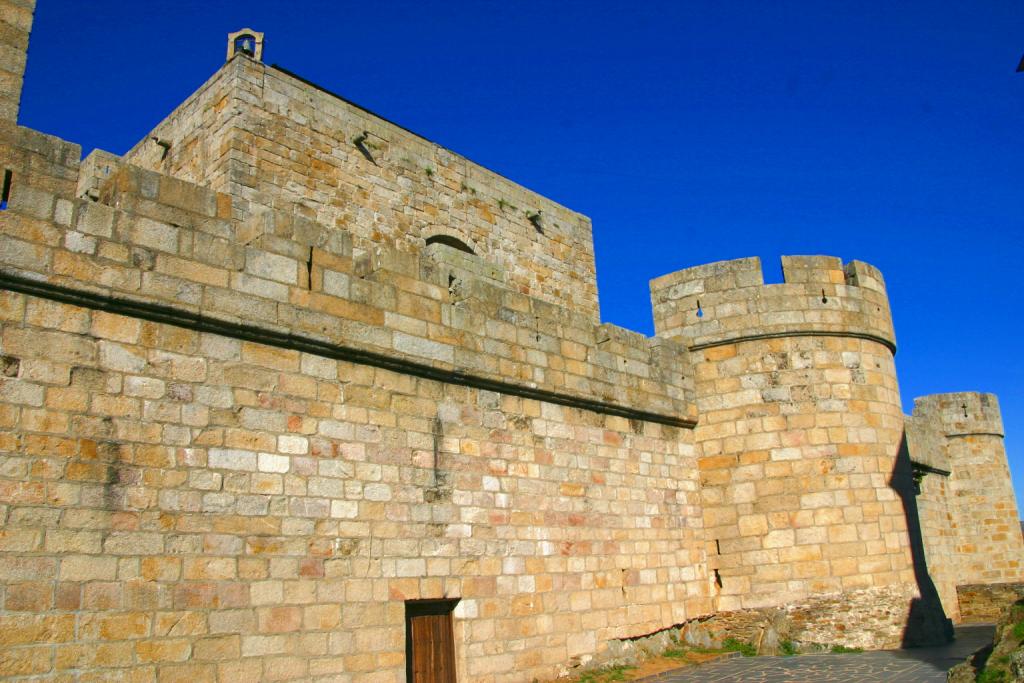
[0, 0, 34, 124]
[0, 8, 1021, 683]
[958, 583, 1024, 625]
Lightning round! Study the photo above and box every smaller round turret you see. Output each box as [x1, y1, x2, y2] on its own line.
[911, 392, 1024, 587]
[912, 392, 1004, 439]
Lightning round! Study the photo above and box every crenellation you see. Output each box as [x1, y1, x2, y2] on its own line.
[913, 392, 1005, 438]
[780, 254, 847, 285]
[843, 259, 887, 293]
[651, 255, 896, 353]
[2, 11, 1023, 681]
[0, 124, 80, 207]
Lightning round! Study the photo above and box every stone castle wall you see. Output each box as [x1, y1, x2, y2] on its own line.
[0, 290, 704, 681]
[0, 0, 34, 124]
[0, 118, 708, 681]
[122, 56, 602, 324]
[3, 9, 1024, 682]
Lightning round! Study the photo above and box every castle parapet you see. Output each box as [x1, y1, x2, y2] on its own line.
[650, 255, 895, 352]
[0, 138, 697, 428]
[912, 392, 1005, 438]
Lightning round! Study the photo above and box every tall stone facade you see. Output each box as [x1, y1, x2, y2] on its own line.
[122, 54, 601, 324]
[0, 8, 1022, 682]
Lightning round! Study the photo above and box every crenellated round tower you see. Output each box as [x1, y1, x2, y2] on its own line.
[651, 255, 894, 350]
[651, 255, 931, 647]
[911, 393, 1024, 587]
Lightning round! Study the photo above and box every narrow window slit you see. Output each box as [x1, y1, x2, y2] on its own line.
[1, 169, 12, 210]
[431, 416, 442, 487]
[306, 247, 314, 290]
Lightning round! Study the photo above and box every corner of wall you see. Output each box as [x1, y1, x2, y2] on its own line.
[0, 0, 35, 124]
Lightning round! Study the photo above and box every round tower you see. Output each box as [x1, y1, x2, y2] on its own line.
[651, 255, 929, 648]
[912, 393, 1024, 587]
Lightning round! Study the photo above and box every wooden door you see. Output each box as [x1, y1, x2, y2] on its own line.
[406, 600, 457, 683]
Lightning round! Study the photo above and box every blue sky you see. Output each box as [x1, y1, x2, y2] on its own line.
[19, 2, 1024, 501]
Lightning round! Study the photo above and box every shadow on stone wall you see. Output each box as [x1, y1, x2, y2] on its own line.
[891, 431, 954, 647]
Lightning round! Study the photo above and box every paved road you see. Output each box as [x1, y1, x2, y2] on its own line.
[638, 625, 994, 683]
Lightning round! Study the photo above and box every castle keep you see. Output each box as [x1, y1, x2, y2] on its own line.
[1, 4, 1022, 681]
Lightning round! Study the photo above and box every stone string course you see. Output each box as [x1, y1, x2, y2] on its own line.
[1, 5, 1024, 681]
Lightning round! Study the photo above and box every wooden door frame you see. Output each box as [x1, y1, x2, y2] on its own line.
[405, 598, 461, 683]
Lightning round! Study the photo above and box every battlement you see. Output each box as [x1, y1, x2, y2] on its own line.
[0, 128, 696, 428]
[650, 255, 895, 352]
[912, 392, 1005, 438]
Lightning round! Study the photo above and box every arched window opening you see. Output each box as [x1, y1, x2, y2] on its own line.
[425, 235, 475, 255]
